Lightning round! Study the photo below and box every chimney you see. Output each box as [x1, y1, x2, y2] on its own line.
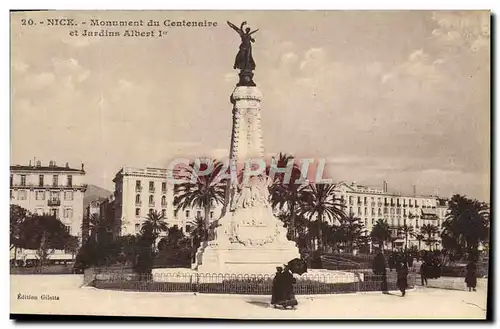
[65, 162, 69, 168]
[383, 181, 388, 193]
[36, 160, 41, 167]
[413, 185, 417, 197]
[81, 163, 85, 171]
[29, 160, 32, 167]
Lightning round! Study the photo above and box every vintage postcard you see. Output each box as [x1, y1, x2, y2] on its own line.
[10, 10, 490, 320]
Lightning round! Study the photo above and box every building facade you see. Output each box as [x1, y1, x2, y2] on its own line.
[112, 167, 223, 237]
[10, 160, 87, 260]
[333, 181, 445, 250]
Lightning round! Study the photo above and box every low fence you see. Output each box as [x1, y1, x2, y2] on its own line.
[84, 268, 416, 295]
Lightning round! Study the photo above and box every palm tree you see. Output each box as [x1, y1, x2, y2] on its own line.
[441, 194, 489, 258]
[297, 183, 347, 252]
[268, 153, 304, 239]
[398, 224, 414, 250]
[174, 159, 227, 238]
[412, 232, 425, 250]
[141, 210, 168, 251]
[370, 219, 391, 250]
[340, 214, 365, 253]
[421, 223, 439, 250]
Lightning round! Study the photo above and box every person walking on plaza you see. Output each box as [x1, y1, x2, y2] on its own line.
[396, 262, 409, 297]
[420, 259, 429, 286]
[373, 248, 388, 293]
[465, 260, 477, 292]
[271, 266, 283, 307]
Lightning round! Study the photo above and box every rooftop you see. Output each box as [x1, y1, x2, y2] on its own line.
[10, 164, 84, 173]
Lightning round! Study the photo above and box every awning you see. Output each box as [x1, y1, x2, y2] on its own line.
[421, 208, 438, 220]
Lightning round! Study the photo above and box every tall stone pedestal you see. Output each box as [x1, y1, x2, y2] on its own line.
[194, 85, 300, 275]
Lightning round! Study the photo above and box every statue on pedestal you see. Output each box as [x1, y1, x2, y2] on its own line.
[227, 21, 259, 86]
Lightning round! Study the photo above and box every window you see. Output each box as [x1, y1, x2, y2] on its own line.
[135, 208, 140, 217]
[10, 190, 13, 199]
[51, 208, 59, 218]
[210, 211, 214, 219]
[197, 210, 202, 218]
[39, 175, 44, 187]
[135, 180, 141, 191]
[135, 224, 140, 232]
[416, 220, 419, 228]
[378, 208, 382, 216]
[364, 197, 367, 204]
[20, 175, 26, 186]
[349, 196, 353, 204]
[10, 174, 13, 186]
[64, 191, 73, 201]
[52, 175, 58, 186]
[161, 195, 167, 206]
[364, 207, 367, 215]
[162, 182, 167, 193]
[35, 208, 44, 215]
[357, 196, 361, 204]
[371, 208, 375, 215]
[149, 195, 154, 206]
[186, 210, 190, 218]
[174, 209, 178, 219]
[357, 207, 361, 214]
[18, 190, 27, 200]
[349, 207, 353, 215]
[149, 181, 155, 192]
[396, 208, 401, 215]
[403, 209, 407, 216]
[149, 208, 154, 214]
[50, 191, 59, 200]
[135, 194, 141, 205]
[384, 207, 388, 214]
[364, 218, 368, 226]
[36, 191, 45, 200]
[67, 175, 73, 187]
[372, 218, 375, 225]
[64, 225, 71, 234]
[186, 225, 191, 232]
[162, 209, 166, 217]
[64, 208, 73, 218]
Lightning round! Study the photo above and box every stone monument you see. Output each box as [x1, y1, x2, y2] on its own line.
[193, 21, 300, 274]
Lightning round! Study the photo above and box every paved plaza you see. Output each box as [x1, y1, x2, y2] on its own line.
[10, 275, 487, 319]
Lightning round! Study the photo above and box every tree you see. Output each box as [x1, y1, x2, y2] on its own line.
[17, 214, 72, 267]
[141, 210, 168, 251]
[441, 194, 490, 260]
[370, 219, 391, 249]
[297, 183, 347, 252]
[412, 232, 425, 250]
[339, 214, 366, 253]
[397, 224, 414, 250]
[10, 205, 30, 261]
[174, 159, 227, 238]
[268, 153, 304, 240]
[166, 225, 185, 248]
[421, 223, 439, 250]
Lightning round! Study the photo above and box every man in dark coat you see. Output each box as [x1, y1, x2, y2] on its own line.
[396, 262, 409, 297]
[271, 267, 283, 307]
[465, 261, 477, 292]
[420, 259, 429, 286]
[373, 248, 388, 293]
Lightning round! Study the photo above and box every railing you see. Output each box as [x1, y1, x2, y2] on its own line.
[11, 183, 86, 189]
[135, 201, 142, 206]
[85, 268, 416, 295]
[136, 186, 142, 192]
[48, 199, 61, 206]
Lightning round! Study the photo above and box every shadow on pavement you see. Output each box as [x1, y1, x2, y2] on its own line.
[246, 300, 272, 308]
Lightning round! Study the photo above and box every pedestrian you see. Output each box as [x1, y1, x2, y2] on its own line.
[420, 259, 429, 286]
[465, 260, 477, 292]
[276, 265, 298, 309]
[270, 266, 283, 307]
[396, 262, 409, 297]
[373, 248, 388, 293]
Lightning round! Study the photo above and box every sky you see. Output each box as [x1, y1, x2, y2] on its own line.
[10, 11, 490, 201]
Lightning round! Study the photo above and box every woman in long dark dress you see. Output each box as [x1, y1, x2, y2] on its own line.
[396, 262, 409, 297]
[271, 267, 283, 307]
[465, 261, 477, 292]
[276, 266, 298, 309]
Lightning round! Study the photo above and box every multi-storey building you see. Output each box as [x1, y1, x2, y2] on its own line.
[333, 181, 444, 250]
[112, 167, 223, 237]
[10, 160, 87, 260]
